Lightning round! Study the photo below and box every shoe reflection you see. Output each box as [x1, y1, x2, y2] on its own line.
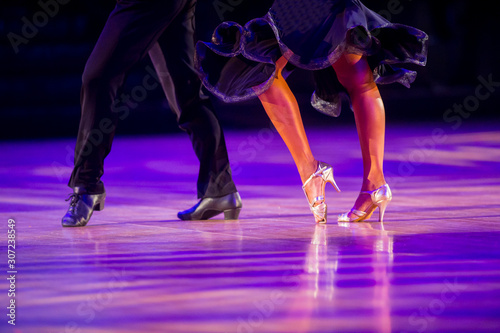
[291, 222, 393, 332]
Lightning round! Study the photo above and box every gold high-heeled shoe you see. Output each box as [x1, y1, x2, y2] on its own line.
[302, 162, 341, 224]
[338, 184, 392, 222]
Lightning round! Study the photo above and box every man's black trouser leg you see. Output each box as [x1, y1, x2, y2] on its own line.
[148, 4, 236, 198]
[68, 0, 236, 198]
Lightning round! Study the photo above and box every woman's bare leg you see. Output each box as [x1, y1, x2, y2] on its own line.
[256, 57, 324, 212]
[333, 53, 387, 216]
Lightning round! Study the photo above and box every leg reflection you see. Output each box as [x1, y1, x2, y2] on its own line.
[284, 223, 394, 332]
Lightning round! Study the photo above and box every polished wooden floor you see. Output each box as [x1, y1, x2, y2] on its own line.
[1, 121, 500, 333]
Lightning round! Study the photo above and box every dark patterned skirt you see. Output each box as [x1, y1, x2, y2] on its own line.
[195, 0, 428, 117]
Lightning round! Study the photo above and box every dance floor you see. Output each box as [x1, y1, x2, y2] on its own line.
[1, 120, 500, 333]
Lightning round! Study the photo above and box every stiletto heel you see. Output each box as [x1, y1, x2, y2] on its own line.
[323, 167, 340, 192]
[302, 162, 341, 224]
[338, 184, 392, 222]
[377, 198, 389, 222]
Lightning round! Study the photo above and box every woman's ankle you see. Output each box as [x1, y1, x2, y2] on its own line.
[361, 176, 386, 191]
[299, 159, 319, 184]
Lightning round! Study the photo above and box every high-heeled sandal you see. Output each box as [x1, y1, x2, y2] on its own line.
[338, 184, 392, 222]
[302, 162, 341, 224]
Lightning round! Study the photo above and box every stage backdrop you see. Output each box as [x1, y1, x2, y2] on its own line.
[0, 0, 497, 139]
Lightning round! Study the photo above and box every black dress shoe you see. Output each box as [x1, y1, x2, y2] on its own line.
[62, 188, 106, 227]
[177, 192, 242, 220]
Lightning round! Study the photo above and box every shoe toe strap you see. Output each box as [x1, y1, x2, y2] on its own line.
[312, 195, 325, 206]
[350, 209, 366, 217]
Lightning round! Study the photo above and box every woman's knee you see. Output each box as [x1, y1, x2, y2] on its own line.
[333, 53, 376, 93]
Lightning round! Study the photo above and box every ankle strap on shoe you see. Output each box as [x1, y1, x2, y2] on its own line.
[361, 184, 392, 203]
[302, 163, 329, 188]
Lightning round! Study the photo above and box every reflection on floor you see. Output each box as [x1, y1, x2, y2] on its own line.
[1, 122, 499, 332]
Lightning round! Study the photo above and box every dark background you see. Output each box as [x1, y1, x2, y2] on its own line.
[0, 0, 498, 140]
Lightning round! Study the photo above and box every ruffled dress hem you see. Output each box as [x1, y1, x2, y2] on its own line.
[195, 0, 428, 116]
